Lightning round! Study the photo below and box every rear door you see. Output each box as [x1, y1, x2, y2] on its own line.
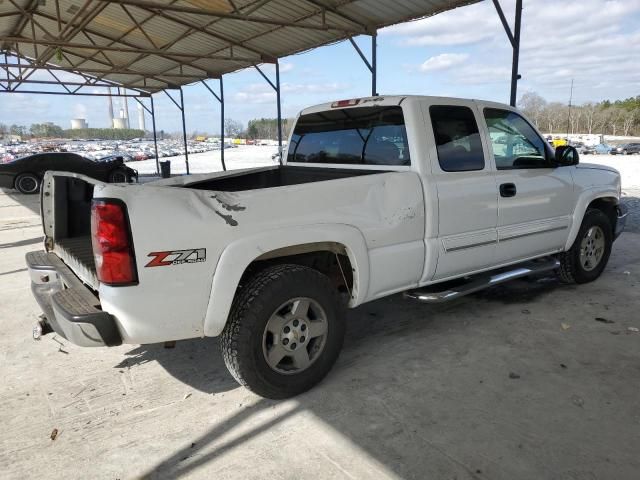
[481, 107, 575, 264]
[422, 100, 498, 280]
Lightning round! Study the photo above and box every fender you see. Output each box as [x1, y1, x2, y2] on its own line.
[202, 224, 370, 337]
[565, 186, 619, 250]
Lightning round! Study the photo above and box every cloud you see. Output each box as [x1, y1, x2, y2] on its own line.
[419, 53, 469, 73]
[381, 3, 498, 46]
[383, 0, 640, 103]
[279, 62, 294, 73]
[232, 82, 350, 103]
[73, 103, 88, 119]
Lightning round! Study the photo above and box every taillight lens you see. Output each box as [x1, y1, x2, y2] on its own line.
[91, 199, 137, 285]
[331, 98, 360, 108]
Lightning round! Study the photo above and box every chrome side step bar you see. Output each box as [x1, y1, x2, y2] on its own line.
[404, 258, 560, 303]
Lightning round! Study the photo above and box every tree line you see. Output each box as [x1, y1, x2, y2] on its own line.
[1, 118, 294, 142]
[518, 93, 640, 136]
[0, 122, 145, 140]
[222, 117, 295, 140]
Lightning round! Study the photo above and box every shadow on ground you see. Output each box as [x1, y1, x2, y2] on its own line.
[1, 189, 40, 215]
[116, 338, 237, 395]
[134, 271, 609, 479]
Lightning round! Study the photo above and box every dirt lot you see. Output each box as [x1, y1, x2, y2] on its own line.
[1, 166, 639, 479]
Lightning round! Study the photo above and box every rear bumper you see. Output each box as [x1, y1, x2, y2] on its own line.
[26, 251, 121, 347]
[614, 204, 628, 240]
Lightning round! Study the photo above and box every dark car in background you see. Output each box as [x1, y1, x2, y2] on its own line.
[611, 143, 640, 155]
[98, 153, 135, 163]
[0, 152, 138, 194]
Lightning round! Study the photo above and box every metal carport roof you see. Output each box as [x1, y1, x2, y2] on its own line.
[1, 0, 526, 176]
[0, 0, 481, 93]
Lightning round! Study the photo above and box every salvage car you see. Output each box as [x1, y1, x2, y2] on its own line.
[26, 95, 627, 399]
[611, 143, 640, 155]
[0, 152, 137, 194]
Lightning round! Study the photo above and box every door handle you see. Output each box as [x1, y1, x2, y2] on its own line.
[499, 183, 517, 197]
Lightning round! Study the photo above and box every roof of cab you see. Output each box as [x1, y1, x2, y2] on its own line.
[300, 95, 515, 116]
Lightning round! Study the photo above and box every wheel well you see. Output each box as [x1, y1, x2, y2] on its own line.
[587, 197, 617, 233]
[240, 242, 354, 295]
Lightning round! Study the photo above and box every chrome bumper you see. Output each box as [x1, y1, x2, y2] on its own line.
[26, 251, 121, 347]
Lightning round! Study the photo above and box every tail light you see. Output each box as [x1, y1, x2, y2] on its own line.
[91, 199, 138, 286]
[331, 98, 360, 108]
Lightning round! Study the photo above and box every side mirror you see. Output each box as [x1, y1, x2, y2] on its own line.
[555, 145, 579, 166]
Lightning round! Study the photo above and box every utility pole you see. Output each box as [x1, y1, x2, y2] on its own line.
[566, 79, 574, 141]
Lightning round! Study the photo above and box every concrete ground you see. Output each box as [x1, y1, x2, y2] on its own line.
[1, 186, 639, 480]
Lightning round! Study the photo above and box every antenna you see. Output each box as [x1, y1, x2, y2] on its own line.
[566, 79, 574, 141]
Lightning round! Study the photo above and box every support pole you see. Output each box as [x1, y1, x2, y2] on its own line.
[275, 61, 282, 164]
[179, 87, 190, 174]
[200, 78, 226, 171]
[371, 31, 377, 96]
[220, 76, 226, 171]
[510, 0, 523, 107]
[151, 95, 159, 175]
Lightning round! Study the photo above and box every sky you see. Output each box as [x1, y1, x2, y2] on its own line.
[1, 0, 639, 134]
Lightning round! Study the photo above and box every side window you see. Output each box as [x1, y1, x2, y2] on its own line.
[484, 108, 552, 169]
[429, 105, 485, 172]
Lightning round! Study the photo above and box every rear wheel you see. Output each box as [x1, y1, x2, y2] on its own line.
[557, 209, 612, 284]
[221, 264, 345, 399]
[14, 173, 40, 194]
[108, 169, 129, 183]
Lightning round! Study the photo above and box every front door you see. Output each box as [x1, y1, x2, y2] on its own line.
[482, 107, 575, 264]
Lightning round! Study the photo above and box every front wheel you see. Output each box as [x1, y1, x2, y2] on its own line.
[14, 173, 40, 194]
[221, 264, 345, 399]
[557, 209, 612, 284]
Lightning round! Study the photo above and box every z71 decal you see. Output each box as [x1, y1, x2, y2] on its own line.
[145, 248, 206, 267]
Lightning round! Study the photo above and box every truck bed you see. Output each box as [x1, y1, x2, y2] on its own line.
[184, 166, 381, 192]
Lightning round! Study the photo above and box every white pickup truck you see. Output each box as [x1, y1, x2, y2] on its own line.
[27, 95, 627, 399]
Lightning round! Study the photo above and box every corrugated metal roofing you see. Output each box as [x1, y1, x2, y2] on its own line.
[0, 0, 481, 94]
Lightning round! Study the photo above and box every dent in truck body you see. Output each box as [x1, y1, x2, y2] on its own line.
[94, 170, 425, 344]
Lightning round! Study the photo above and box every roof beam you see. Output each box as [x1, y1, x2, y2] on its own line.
[0, 62, 204, 80]
[0, 89, 151, 97]
[109, 0, 366, 34]
[6, 0, 39, 38]
[0, 36, 258, 62]
[18, 0, 106, 87]
[2, 78, 162, 89]
[30, 11, 221, 79]
[302, 0, 371, 31]
[128, 4, 275, 60]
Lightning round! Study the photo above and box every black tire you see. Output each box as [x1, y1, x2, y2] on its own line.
[557, 209, 612, 284]
[221, 264, 346, 399]
[14, 172, 40, 194]
[108, 169, 129, 183]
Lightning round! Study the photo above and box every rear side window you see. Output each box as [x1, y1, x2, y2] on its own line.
[429, 105, 485, 172]
[287, 106, 410, 166]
